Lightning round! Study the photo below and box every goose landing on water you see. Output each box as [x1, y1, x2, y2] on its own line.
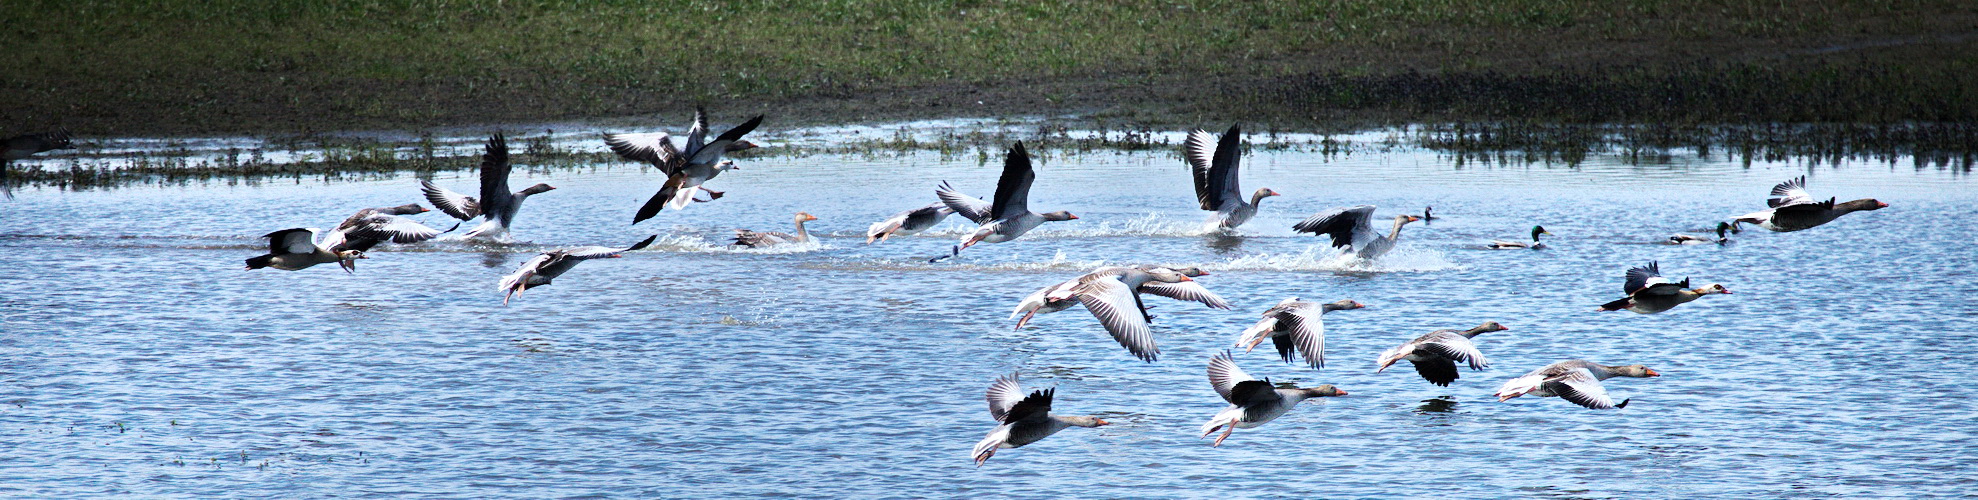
[1200, 351, 1346, 447]
[1184, 124, 1279, 231]
[1494, 359, 1659, 409]
[971, 373, 1110, 467]
[1732, 176, 1887, 232]
[1292, 205, 1421, 260]
[421, 133, 556, 239]
[497, 235, 657, 304]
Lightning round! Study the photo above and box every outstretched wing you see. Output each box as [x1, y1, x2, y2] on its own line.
[684, 107, 710, 155]
[1542, 368, 1623, 409]
[477, 133, 515, 224]
[1211, 124, 1242, 208]
[986, 373, 1026, 422]
[1001, 388, 1054, 424]
[1208, 350, 1258, 404]
[989, 142, 1035, 220]
[687, 114, 764, 166]
[563, 234, 659, 260]
[1078, 277, 1158, 362]
[1184, 129, 1219, 210]
[1292, 205, 1378, 249]
[264, 228, 318, 255]
[936, 181, 994, 223]
[1139, 281, 1232, 310]
[603, 132, 683, 173]
[1623, 261, 1669, 295]
[421, 180, 480, 220]
[1766, 176, 1818, 208]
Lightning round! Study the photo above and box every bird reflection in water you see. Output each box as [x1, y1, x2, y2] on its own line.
[481, 251, 509, 269]
[1415, 396, 1459, 414]
[1205, 233, 1245, 254]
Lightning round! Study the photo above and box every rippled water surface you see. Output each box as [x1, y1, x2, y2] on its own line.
[3, 143, 1974, 497]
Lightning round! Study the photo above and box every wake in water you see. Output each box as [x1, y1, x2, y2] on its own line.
[1207, 245, 1463, 272]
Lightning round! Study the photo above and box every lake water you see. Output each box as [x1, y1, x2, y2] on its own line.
[2, 135, 1973, 497]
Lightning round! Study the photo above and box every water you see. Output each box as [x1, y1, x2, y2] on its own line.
[2, 142, 1973, 497]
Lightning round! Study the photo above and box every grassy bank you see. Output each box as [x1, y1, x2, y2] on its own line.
[2, 1, 1975, 137]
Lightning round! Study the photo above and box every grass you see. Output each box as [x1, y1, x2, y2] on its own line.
[1, 1, 1976, 136]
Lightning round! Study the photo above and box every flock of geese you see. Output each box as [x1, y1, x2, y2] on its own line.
[2, 114, 1891, 467]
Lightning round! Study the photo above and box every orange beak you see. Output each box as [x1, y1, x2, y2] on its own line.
[1334, 389, 1349, 396]
[1645, 369, 1661, 377]
[1094, 419, 1112, 426]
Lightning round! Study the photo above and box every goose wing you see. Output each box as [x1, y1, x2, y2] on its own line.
[936, 181, 994, 223]
[603, 132, 683, 173]
[333, 214, 448, 252]
[1292, 205, 1379, 249]
[264, 228, 319, 255]
[986, 373, 1027, 422]
[1766, 176, 1818, 208]
[1001, 387, 1054, 424]
[1417, 332, 1489, 370]
[989, 142, 1035, 220]
[1184, 129, 1220, 210]
[1077, 276, 1158, 361]
[563, 234, 658, 260]
[476, 133, 516, 225]
[684, 106, 710, 155]
[687, 114, 763, 166]
[1139, 281, 1232, 310]
[1622, 261, 1668, 295]
[1542, 368, 1624, 409]
[420, 180, 480, 220]
[1278, 304, 1327, 369]
[1208, 351, 1260, 404]
[1211, 124, 1243, 208]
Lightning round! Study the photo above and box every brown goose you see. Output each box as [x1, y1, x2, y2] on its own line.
[1234, 298, 1366, 369]
[1200, 351, 1347, 447]
[1293, 205, 1421, 260]
[1017, 266, 1196, 362]
[604, 108, 763, 223]
[1733, 176, 1887, 232]
[1595, 261, 1730, 314]
[1376, 321, 1507, 386]
[1494, 359, 1659, 409]
[497, 235, 657, 304]
[1185, 124, 1279, 230]
[420, 133, 556, 239]
[733, 212, 818, 248]
[938, 142, 1078, 260]
[971, 373, 1110, 466]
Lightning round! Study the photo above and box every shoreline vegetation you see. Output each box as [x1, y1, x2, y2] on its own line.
[2, 1, 1976, 188]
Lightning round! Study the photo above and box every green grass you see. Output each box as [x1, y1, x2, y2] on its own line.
[1, 1, 1975, 135]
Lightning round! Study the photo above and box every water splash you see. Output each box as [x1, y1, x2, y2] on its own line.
[1208, 245, 1462, 272]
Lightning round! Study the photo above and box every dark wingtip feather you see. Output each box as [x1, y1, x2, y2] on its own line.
[627, 234, 659, 251]
[1615, 398, 1631, 409]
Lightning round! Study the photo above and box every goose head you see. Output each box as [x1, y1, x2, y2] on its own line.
[1250, 188, 1281, 204]
[1396, 214, 1423, 226]
[1470, 321, 1509, 334]
[725, 140, 759, 153]
[1061, 415, 1111, 427]
[1692, 283, 1732, 295]
[1143, 267, 1194, 283]
[1321, 299, 1367, 312]
[1612, 365, 1660, 378]
[520, 183, 557, 196]
[336, 250, 368, 273]
[1042, 211, 1079, 221]
[1299, 384, 1348, 398]
[794, 212, 819, 223]
[1839, 198, 1889, 212]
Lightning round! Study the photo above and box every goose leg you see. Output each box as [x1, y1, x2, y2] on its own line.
[1213, 424, 1236, 447]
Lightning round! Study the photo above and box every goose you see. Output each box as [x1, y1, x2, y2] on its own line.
[1026, 266, 1195, 362]
[1, 128, 73, 190]
[1233, 298, 1366, 369]
[733, 212, 819, 248]
[244, 228, 368, 273]
[420, 133, 556, 239]
[1200, 351, 1347, 447]
[1666, 222, 1735, 245]
[497, 235, 657, 304]
[604, 108, 763, 223]
[1010, 265, 1229, 329]
[1376, 321, 1507, 386]
[1732, 176, 1887, 232]
[1185, 124, 1279, 230]
[1494, 359, 1659, 409]
[937, 142, 1078, 259]
[326, 203, 454, 252]
[971, 373, 1110, 466]
[1487, 225, 1552, 249]
[1595, 261, 1731, 313]
[866, 184, 991, 243]
[1292, 205, 1421, 260]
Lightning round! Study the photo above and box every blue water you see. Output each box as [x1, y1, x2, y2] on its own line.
[1, 141, 1973, 497]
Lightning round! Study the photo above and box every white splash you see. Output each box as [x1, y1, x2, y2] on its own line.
[1208, 245, 1463, 272]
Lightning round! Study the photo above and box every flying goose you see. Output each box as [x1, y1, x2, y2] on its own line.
[420, 133, 556, 239]
[1487, 225, 1552, 249]
[733, 212, 819, 248]
[326, 203, 454, 252]
[938, 142, 1077, 259]
[604, 108, 763, 223]
[497, 235, 657, 304]
[1027, 266, 1195, 362]
[1376, 321, 1507, 386]
[1666, 222, 1736, 245]
[1, 128, 74, 191]
[1233, 298, 1366, 370]
[244, 228, 368, 273]
[1494, 359, 1659, 409]
[1010, 265, 1230, 329]
[1200, 351, 1347, 447]
[1292, 205, 1421, 260]
[1732, 176, 1887, 232]
[1185, 124, 1279, 230]
[971, 373, 1110, 466]
[867, 184, 991, 243]
[1595, 261, 1731, 314]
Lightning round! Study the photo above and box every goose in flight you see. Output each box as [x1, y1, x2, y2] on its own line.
[420, 133, 557, 239]
[1233, 298, 1367, 370]
[604, 108, 763, 223]
[1376, 321, 1507, 386]
[937, 142, 1077, 259]
[244, 228, 368, 273]
[733, 212, 819, 248]
[1026, 266, 1197, 362]
[1292, 205, 1421, 260]
[971, 373, 1110, 467]
[867, 184, 991, 243]
[1184, 124, 1279, 230]
[1494, 359, 1659, 409]
[1200, 351, 1347, 447]
[1732, 176, 1886, 232]
[1594, 261, 1730, 314]
[327, 203, 455, 252]
[1010, 265, 1230, 329]
[497, 235, 657, 304]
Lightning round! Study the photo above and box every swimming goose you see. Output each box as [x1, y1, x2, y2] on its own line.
[733, 212, 818, 248]
[420, 133, 556, 239]
[971, 373, 1110, 466]
[604, 108, 763, 223]
[1595, 261, 1731, 313]
[1234, 298, 1366, 369]
[326, 204, 454, 252]
[1494, 359, 1659, 409]
[938, 142, 1078, 259]
[1185, 124, 1279, 230]
[1732, 176, 1887, 232]
[497, 235, 657, 304]
[1487, 226, 1551, 249]
[1666, 222, 1735, 245]
[1200, 351, 1347, 447]
[1292, 205, 1421, 260]
[244, 228, 368, 273]
[1010, 265, 1229, 329]
[1376, 321, 1507, 386]
[867, 186, 991, 243]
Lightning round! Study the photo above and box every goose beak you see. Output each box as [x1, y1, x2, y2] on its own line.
[1333, 389, 1349, 396]
[1645, 369, 1661, 377]
[1178, 276, 1194, 281]
[1877, 201, 1889, 208]
[1094, 419, 1112, 426]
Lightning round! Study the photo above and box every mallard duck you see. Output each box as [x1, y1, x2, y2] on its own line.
[1666, 222, 1735, 245]
[1487, 225, 1552, 249]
